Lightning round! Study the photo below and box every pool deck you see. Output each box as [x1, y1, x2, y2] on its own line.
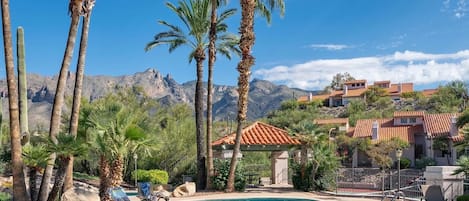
[165, 184, 380, 201]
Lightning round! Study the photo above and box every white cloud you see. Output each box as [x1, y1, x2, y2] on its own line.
[309, 44, 350, 51]
[442, 0, 467, 18]
[254, 50, 469, 90]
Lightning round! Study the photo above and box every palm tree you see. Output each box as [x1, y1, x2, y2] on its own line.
[46, 134, 87, 201]
[88, 97, 153, 201]
[288, 121, 327, 179]
[38, 1, 83, 200]
[226, 0, 284, 192]
[206, 0, 238, 189]
[453, 155, 469, 178]
[0, 0, 30, 199]
[63, 0, 96, 192]
[22, 144, 49, 201]
[145, 0, 238, 190]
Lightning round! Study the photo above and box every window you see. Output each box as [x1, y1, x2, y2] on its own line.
[409, 118, 417, 123]
[400, 118, 408, 124]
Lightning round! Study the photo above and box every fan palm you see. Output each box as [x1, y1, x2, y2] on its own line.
[145, 0, 238, 190]
[226, 0, 284, 192]
[1, 0, 29, 199]
[88, 98, 153, 201]
[46, 134, 88, 201]
[453, 155, 469, 178]
[22, 144, 49, 201]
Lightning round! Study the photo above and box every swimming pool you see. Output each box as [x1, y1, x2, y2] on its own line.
[203, 198, 316, 201]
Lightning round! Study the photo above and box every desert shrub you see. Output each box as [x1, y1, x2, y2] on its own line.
[415, 157, 436, 170]
[211, 159, 246, 192]
[0, 192, 11, 201]
[400, 157, 411, 169]
[132, 169, 169, 184]
[457, 194, 469, 201]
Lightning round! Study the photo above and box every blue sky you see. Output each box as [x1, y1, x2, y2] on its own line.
[3, 0, 469, 91]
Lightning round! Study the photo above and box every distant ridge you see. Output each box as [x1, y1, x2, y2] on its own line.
[0, 68, 308, 130]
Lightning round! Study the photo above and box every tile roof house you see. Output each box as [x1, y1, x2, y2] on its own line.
[316, 111, 464, 167]
[298, 79, 437, 107]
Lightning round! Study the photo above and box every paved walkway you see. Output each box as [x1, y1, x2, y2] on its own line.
[169, 185, 380, 201]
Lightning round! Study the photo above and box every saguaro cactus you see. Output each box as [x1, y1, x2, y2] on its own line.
[17, 26, 29, 145]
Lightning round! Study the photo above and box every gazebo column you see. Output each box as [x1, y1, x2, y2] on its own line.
[271, 151, 289, 184]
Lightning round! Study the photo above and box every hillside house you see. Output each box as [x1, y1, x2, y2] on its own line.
[317, 111, 464, 167]
[298, 79, 415, 106]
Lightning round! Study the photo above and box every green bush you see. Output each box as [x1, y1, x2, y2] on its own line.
[457, 194, 469, 201]
[400, 157, 411, 169]
[211, 159, 246, 192]
[415, 157, 436, 170]
[0, 192, 11, 201]
[132, 169, 169, 184]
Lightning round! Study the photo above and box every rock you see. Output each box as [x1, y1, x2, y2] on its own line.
[171, 182, 196, 197]
[61, 181, 100, 201]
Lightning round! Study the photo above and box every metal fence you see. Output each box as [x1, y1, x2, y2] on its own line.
[332, 168, 425, 200]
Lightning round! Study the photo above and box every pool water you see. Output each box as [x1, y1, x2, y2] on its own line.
[204, 198, 316, 201]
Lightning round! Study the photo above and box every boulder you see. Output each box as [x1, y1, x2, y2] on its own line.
[171, 182, 196, 197]
[61, 182, 100, 201]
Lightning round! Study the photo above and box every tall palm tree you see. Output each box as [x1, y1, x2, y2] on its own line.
[0, 0, 29, 199]
[145, 0, 238, 190]
[226, 0, 284, 192]
[206, 0, 237, 189]
[37, 1, 84, 200]
[63, 0, 96, 192]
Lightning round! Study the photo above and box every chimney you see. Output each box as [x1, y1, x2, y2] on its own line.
[398, 83, 402, 93]
[343, 85, 348, 95]
[308, 92, 313, 101]
[450, 115, 458, 137]
[372, 120, 379, 140]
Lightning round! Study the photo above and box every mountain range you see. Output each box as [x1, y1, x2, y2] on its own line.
[0, 68, 308, 131]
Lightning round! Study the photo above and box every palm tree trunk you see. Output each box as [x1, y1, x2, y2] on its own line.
[47, 156, 70, 201]
[37, 1, 82, 200]
[195, 48, 207, 190]
[64, 2, 93, 192]
[99, 155, 111, 201]
[30, 168, 38, 201]
[300, 143, 307, 178]
[109, 156, 124, 187]
[206, 0, 217, 190]
[0, 0, 30, 200]
[226, 0, 256, 192]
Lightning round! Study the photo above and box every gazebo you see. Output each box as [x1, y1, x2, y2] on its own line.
[212, 121, 301, 184]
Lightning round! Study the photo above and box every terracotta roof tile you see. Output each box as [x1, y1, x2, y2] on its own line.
[297, 96, 309, 102]
[310, 94, 331, 101]
[394, 111, 425, 118]
[347, 127, 355, 137]
[342, 88, 368, 97]
[424, 113, 459, 137]
[212, 121, 301, 146]
[449, 135, 465, 143]
[352, 118, 422, 143]
[314, 118, 349, 125]
[421, 89, 438, 97]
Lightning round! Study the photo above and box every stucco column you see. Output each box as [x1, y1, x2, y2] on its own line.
[271, 151, 289, 184]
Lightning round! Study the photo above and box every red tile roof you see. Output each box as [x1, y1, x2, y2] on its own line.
[297, 95, 309, 102]
[212, 121, 301, 146]
[352, 118, 422, 143]
[424, 113, 459, 137]
[314, 118, 349, 125]
[449, 135, 465, 143]
[342, 87, 368, 97]
[421, 89, 438, 97]
[393, 111, 425, 118]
